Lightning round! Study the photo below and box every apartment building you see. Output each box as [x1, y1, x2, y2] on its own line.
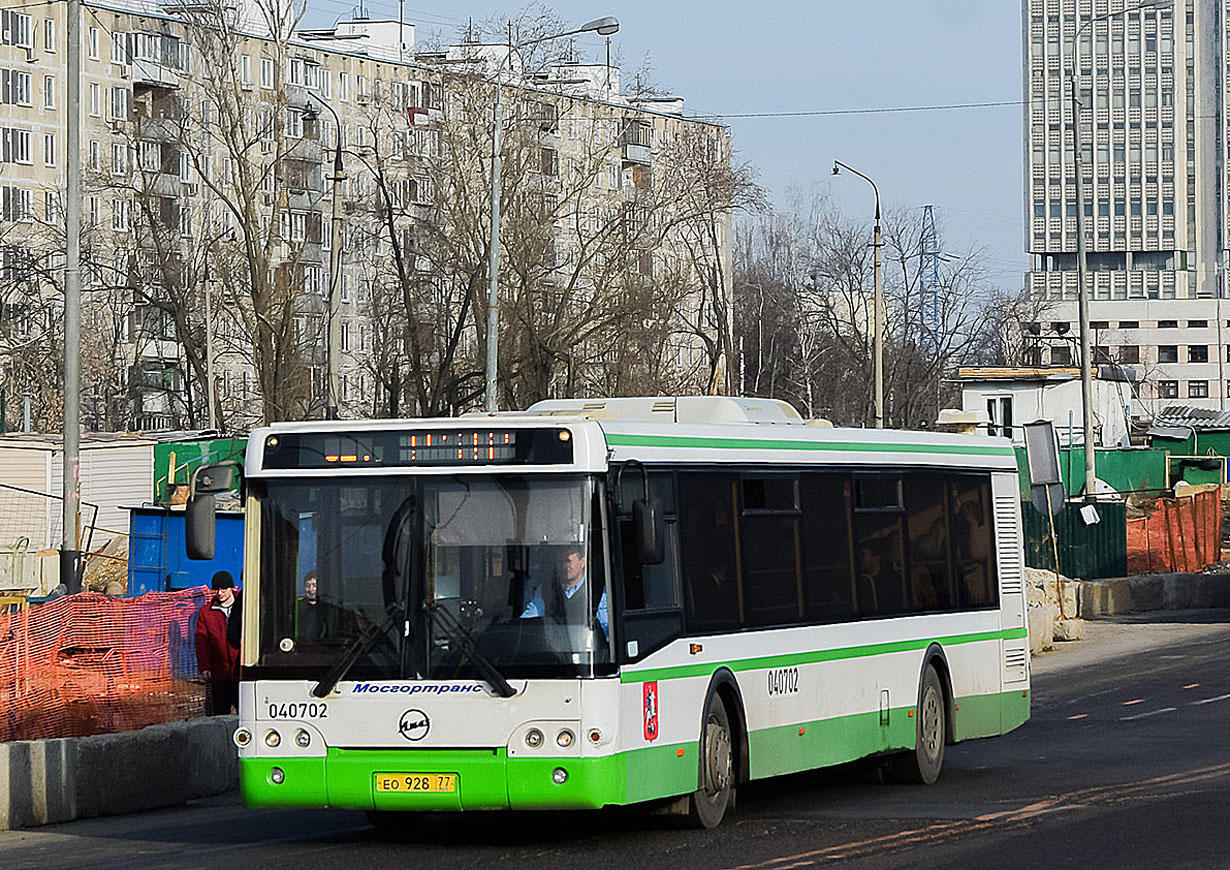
[1023, 0, 1228, 420]
[0, 0, 732, 431]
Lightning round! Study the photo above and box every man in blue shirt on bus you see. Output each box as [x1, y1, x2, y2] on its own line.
[521, 544, 608, 639]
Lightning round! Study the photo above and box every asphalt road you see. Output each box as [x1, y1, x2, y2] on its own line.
[4, 611, 1229, 870]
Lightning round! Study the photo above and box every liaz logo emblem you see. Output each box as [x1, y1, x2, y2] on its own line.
[398, 708, 430, 741]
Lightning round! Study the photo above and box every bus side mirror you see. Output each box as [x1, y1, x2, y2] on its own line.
[185, 463, 238, 561]
[185, 492, 216, 560]
[633, 498, 665, 565]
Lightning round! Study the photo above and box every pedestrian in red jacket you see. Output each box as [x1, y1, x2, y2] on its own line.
[195, 571, 241, 716]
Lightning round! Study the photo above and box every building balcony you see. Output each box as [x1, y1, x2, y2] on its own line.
[132, 58, 180, 89]
[622, 142, 651, 165]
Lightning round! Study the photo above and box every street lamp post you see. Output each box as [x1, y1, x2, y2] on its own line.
[1069, 0, 1170, 497]
[832, 160, 884, 428]
[484, 16, 619, 413]
[304, 92, 345, 420]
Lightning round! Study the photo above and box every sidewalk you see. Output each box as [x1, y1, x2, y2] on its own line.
[1032, 608, 1230, 675]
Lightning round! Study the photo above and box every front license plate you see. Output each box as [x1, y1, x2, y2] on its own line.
[375, 773, 457, 793]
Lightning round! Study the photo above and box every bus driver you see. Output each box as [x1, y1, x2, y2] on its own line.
[520, 544, 609, 640]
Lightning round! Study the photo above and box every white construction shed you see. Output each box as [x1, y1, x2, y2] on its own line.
[0, 433, 156, 554]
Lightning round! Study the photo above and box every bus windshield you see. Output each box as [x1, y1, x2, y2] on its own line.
[254, 474, 613, 681]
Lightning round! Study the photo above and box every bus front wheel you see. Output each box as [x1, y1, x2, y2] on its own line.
[688, 695, 735, 828]
[890, 664, 946, 785]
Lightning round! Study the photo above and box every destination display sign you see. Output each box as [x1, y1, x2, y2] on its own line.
[261, 428, 574, 469]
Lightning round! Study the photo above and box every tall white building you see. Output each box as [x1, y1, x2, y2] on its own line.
[1023, 0, 1229, 420]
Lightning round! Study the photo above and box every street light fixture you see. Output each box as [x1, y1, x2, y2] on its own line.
[832, 160, 884, 429]
[302, 92, 345, 420]
[484, 16, 620, 413]
[1068, 0, 1172, 498]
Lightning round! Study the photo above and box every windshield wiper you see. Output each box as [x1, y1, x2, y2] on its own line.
[425, 602, 516, 698]
[311, 603, 404, 698]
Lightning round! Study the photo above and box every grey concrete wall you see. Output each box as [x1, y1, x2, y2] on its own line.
[0, 715, 237, 831]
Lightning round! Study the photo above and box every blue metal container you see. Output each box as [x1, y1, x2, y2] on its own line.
[126, 505, 245, 596]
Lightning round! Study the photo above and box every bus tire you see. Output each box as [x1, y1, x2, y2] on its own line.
[366, 810, 423, 837]
[891, 664, 945, 785]
[687, 694, 735, 829]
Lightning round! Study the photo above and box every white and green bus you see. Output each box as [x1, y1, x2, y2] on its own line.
[189, 396, 1029, 829]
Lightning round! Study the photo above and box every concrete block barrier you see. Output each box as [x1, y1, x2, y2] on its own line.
[1, 715, 237, 831]
[1077, 572, 1230, 618]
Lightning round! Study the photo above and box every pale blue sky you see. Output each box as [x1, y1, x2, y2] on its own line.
[303, 1, 1026, 286]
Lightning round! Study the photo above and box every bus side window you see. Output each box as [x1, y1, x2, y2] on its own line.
[951, 475, 997, 608]
[852, 475, 907, 617]
[740, 475, 802, 627]
[799, 472, 854, 622]
[904, 473, 956, 612]
[678, 472, 741, 632]
[621, 520, 680, 610]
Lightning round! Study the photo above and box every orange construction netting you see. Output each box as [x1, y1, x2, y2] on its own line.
[0, 587, 212, 743]
[1126, 488, 1223, 575]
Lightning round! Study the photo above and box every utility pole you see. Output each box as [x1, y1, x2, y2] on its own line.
[833, 160, 884, 428]
[63, 0, 82, 593]
[205, 257, 217, 431]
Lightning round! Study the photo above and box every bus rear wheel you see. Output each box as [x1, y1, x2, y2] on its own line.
[890, 664, 946, 785]
[687, 695, 735, 829]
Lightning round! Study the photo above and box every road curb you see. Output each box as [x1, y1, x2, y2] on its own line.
[0, 715, 237, 831]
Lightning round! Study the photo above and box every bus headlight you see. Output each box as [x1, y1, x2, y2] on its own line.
[587, 728, 602, 745]
[269, 767, 285, 785]
[294, 729, 311, 748]
[525, 728, 544, 748]
[552, 767, 568, 784]
[264, 729, 281, 748]
[233, 728, 252, 748]
[555, 729, 575, 748]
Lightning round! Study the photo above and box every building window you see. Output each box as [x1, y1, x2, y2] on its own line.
[260, 57, 273, 88]
[1, 128, 31, 164]
[42, 74, 53, 108]
[88, 82, 99, 116]
[1158, 380, 1179, 399]
[1051, 344, 1073, 366]
[111, 31, 125, 64]
[1158, 320, 1178, 328]
[88, 26, 98, 59]
[1187, 320, 1208, 328]
[42, 131, 53, 166]
[986, 396, 1014, 439]
[240, 55, 251, 85]
[43, 18, 55, 53]
[0, 70, 31, 106]
[88, 139, 98, 170]
[1189, 346, 1209, 363]
[109, 86, 128, 121]
[1158, 345, 1178, 363]
[1189, 381, 1209, 399]
[1118, 345, 1141, 364]
[1090, 320, 1109, 329]
[1118, 320, 1139, 329]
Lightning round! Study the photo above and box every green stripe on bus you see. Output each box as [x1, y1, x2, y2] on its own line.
[603, 432, 1015, 457]
[746, 688, 1029, 779]
[620, 627, 1028, 684]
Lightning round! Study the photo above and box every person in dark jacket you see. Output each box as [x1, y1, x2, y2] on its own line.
[195, 571, 241, 715]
